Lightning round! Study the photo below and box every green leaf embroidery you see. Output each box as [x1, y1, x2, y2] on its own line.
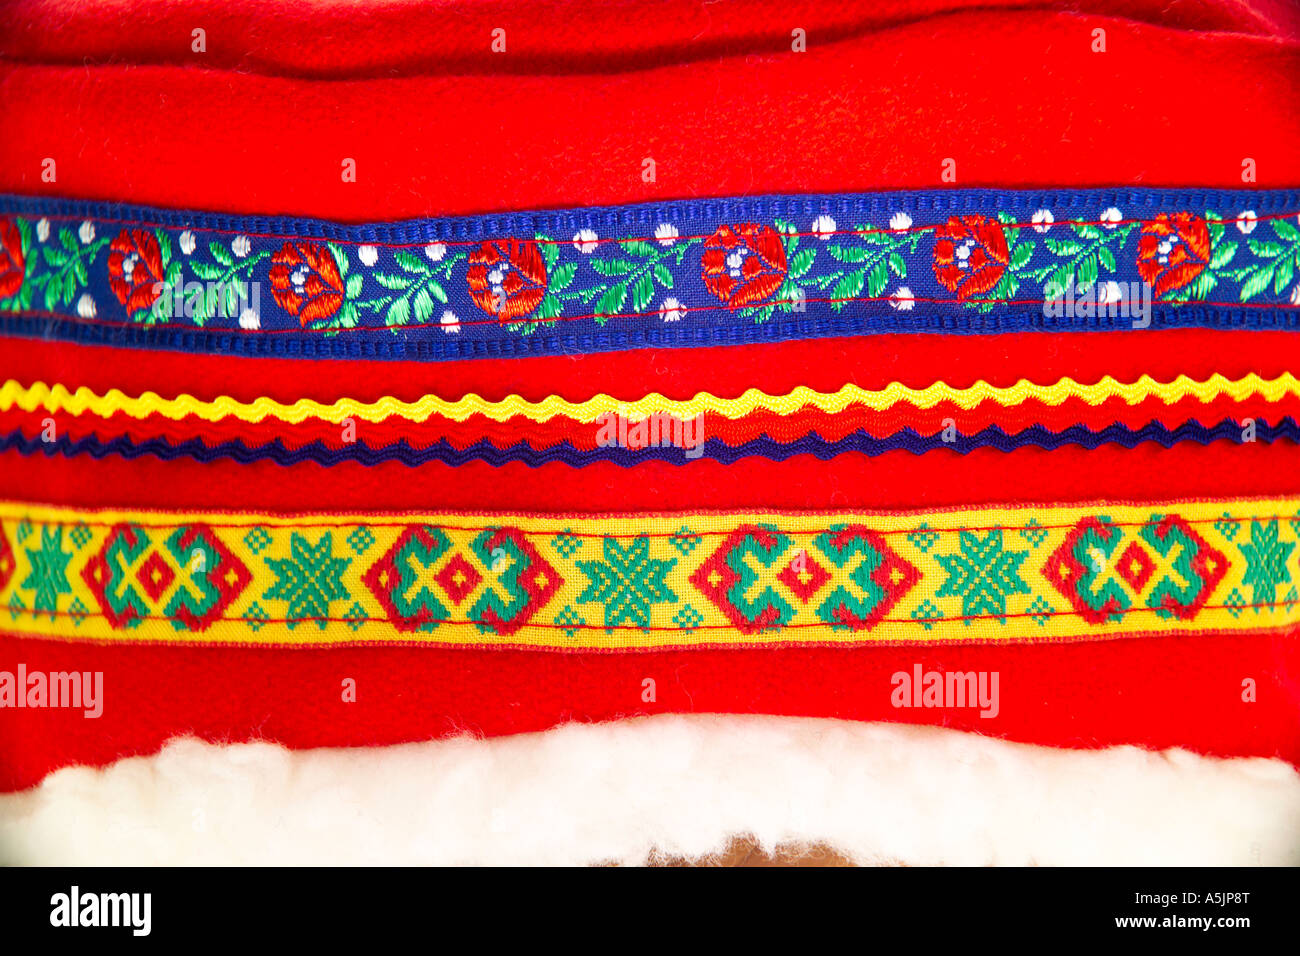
[535, 294, 563, 321]
[631, 273, 655, 313]
[385, 297, 410, 326]
[1043, 238, 1082, 257]
[595, 283, 628, 319]
[1077, 254, 1098, 292]
[549, 262, 577, 292]
[412, 287, 435, 323]
[1209, 241, 1238, 270]
[788, 248, 816, 280]
[827, 245, 869, 264]
[1240, 266, 1275, 301]
[328, 243, 350, 276]
[538, 235, 560, 272]
[866, 260, 889, 298]
[589, 258, 639, 277]
[1248, 240, 1284, 258]
[190, 262, 224, 281]
[619, 240, 658, 258]
[1272, 254, 1295, 295]
[393, 251, 428, 274]
[831, 270, 865, 309]
[209, 241, 234, 267]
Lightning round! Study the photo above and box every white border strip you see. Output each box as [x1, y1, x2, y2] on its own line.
[2, 715, 1297, 865]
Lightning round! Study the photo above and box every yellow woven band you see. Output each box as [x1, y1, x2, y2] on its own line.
[1, 497, 1296, 649]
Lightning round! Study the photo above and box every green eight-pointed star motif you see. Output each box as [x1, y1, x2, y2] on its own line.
[263, 531, 353, 630]
[576, 536, 677, 630]
[935, 529, 1031, 625]
[21, 525, 72, 617]
[1239, 519, 1295, 611]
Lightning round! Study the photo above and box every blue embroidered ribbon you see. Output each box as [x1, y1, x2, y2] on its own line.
[1, 189, 1298, 361]
[3, 419, 1296, 469]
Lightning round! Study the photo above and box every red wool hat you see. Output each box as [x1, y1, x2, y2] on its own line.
[0, 0, 1298, 866]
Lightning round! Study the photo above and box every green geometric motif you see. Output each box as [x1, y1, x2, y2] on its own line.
[691, 525, 798, 633]
[244, 601, 270, 632]
[263, 532, 352, 630]
[21, 525, 72, 618]
[555, 604, 585, 638]
[552, 531, 584, 558]
[160, 525, 246, 632]
[68, 597, 89, 626]
[672, 603, 704, 630]
[243, 526, 272, 554]
[911, 599, 942, 630]
[1139, 515, 1222, 620]
[670, 526, 701, 556]
[1056, 517, 1131, 623]
[1224, 587, 1247, 619]
[346, 526, 376, 555]
[935, 529, 1030, 625]
[907, 523, 940, 553]
[1019, 519, 1050, 549]
[810, 525, 911, 630]
[366, 526, 452, 633]
[465, 528, 558, 633]
[576, 536, 677, 630]
[1027, 595, 1054, 626]
[69, 523, 94, 550]
[1214, 513, 1242, 541]
[1239, 519, 1294, 613]
[343, 602, 368, 632]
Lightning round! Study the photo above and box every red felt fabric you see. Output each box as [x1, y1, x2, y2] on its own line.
[2, 0, 1299, 790]
[4, 0, 1297, 77]
[1, 629, 1296, 793]
[1, 7, 1299, 219]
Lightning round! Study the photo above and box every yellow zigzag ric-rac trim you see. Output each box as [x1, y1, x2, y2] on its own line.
[1, 497, 1298, 650]
[3, 372, 1298, 426]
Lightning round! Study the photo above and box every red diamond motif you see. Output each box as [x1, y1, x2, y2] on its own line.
[435, 552, 482, 606]
[0, 530, 14, 594]
[776, 548, 832, 603]
[1114, 541, 1155, 593]
[135, 551, 176, 603]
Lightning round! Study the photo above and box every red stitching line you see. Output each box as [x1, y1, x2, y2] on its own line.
[20, 209, 1300, 250]
[10, 513, 1284, 536]
[8, 598, 1290, 631]
[6, 290, 1294, 338]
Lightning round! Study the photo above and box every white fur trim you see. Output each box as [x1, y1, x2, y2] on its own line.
[2, 715, 1296, 865]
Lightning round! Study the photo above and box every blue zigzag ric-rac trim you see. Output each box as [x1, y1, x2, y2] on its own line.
[1, 188, 1298, 361]
[3, 419, 1296, 469]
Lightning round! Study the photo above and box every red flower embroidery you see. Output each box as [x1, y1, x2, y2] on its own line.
[0, 218, 24, 299]
[269, 242, 345, 325]
[107, 229, 165, 314]
[931, 215, 1009, 300]
[1136, 212, 1211, 298]
[700, 224, 788, 308]
[466, 239, 548, 321]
